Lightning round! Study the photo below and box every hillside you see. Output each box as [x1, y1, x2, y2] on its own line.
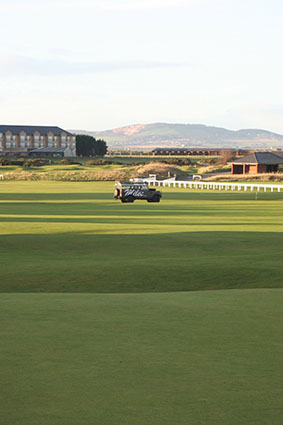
[71, 123, 283, 149]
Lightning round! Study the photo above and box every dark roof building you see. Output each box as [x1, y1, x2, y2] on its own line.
[0, 125, 73, 136]
[231, 152, 283, 174]
[152, 147, 222, 156]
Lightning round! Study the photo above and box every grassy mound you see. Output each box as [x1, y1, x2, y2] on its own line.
[136, 161, 188, 179]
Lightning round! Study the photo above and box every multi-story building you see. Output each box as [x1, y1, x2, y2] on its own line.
[0, 125, 76, 157]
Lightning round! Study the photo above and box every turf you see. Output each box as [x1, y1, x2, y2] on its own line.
[1, 290, 283, 425]
[1, 181, 283, 425]
[0, 181, 283, 293]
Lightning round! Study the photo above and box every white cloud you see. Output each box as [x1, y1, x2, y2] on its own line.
[0, 54, 188, 76]
[0, 0, 201, 11]
[100, 0, 198, 10]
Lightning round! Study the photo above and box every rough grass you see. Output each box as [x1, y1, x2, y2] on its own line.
[204, 172, 283, 182]
[136, 161, 188, 179]
[198, 164, 231, 174]
[0, 162, 188, 181]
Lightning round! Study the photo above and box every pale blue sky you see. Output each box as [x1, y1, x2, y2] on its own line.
[1, 0, 283, 132]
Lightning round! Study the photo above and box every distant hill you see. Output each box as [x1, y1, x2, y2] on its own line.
[71, 123, 283, 149]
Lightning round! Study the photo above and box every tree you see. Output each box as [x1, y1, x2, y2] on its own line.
[76, 135, 108, 157]
[217, 149, 235, 165]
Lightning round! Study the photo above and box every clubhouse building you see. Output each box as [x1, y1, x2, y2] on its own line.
[231, 152, 283, 174]
[0, 125, 76, 157]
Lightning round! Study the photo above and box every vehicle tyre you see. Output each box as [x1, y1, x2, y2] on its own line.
[127, 196, 135, 203]
[121, 198, 127, 203]
[153, 195, 160, 202]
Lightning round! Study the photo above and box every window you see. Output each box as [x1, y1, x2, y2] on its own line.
[20, 134, 25, 142]
[6, 134, 11, 142]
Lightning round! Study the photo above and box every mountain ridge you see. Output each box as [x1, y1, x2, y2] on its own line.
[70, 122, 283, 149]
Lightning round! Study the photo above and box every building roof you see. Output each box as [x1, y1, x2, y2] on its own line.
[231, 152, 283, 165]
[0, 125, 73, 136]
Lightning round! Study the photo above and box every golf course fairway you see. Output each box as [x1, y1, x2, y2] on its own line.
[1, 181, 283, 425]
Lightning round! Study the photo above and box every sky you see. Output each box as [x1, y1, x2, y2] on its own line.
[1, 0, 283, 132]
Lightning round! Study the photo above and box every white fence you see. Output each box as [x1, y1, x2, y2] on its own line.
[148, 179, 283, 192]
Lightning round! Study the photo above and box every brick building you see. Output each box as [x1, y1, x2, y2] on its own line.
[0, 125, 76, 157]
[231, 152, 283, 174]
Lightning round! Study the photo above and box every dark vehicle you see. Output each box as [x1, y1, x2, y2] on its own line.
[114, 181, 162, 203]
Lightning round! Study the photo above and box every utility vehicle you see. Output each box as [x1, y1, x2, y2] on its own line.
[114, 181, 162, 203]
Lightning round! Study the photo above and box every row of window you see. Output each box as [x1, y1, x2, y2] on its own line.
[0, 141, 73, 149]
[0, 134, 76, 143]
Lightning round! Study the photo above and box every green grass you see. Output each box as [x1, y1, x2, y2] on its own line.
[1, 181, 283, 425]
[0, 181, 283, 292]
[1, 290, 283, 425]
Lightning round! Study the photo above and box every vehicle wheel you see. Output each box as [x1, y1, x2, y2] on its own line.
[153, 195, 160, 202]
[127, 196, 135, 203]
[121, 199, 127, 203]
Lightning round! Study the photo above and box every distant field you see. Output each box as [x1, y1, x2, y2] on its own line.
[1, 181, 283, 425]
[105, 155, 217, 163]
[0, 155, 213, 175]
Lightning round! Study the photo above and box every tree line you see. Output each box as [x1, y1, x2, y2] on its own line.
[76, 135, 107, 157]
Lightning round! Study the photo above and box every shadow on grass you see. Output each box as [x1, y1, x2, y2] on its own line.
[0, 216, 281, 226]
[1, 230, 283, 293]
[0, 191, 282, 202]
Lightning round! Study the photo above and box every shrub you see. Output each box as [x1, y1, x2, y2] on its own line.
[8, 159, 25, 166]
[0, 158, 9, 166]
[60, 158, 82, 165]
[86, 159, 117, 166]
[160, 158, 192, 166]
[23, 159, 46, 167]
